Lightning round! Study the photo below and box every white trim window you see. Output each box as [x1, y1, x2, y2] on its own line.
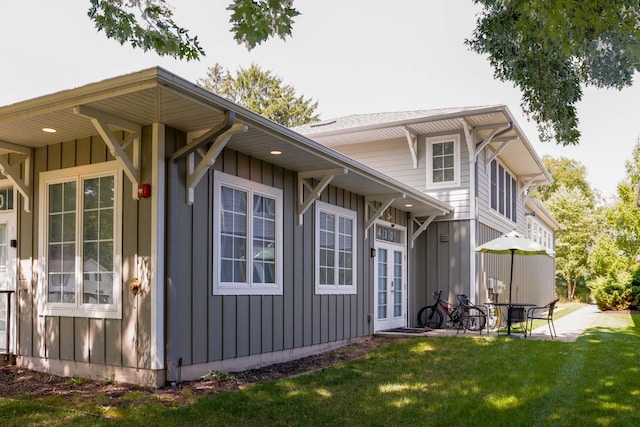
[527, 217, 555, 256]
[490, 159, 518, 223]
[213, 171, 283, 295]
[39, 162, 122, 319]
[426, 134, 460, 188]
[315, 201, 357, 295]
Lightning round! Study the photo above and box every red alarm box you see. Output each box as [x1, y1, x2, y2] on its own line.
[138, 183, 151, 198]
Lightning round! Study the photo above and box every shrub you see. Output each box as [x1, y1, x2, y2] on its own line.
[591, 269, 640, 311]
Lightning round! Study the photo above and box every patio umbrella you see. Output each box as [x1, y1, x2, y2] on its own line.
[474, 230, 548, 335]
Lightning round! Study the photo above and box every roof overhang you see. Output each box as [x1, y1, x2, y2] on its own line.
[524, 196, 561, 231]
[294, 106, 553, 188]
[0, 67, 452, 218]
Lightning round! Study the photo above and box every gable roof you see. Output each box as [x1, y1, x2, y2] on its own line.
[0, 67, 452, 218]
[294, 106, 553, 187]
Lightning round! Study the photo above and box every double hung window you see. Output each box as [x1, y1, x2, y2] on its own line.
[213, 171, 283, 295]
[315, 201, 357, 295]
[40, 162, 122, 318]
[426, 135, 460, 188]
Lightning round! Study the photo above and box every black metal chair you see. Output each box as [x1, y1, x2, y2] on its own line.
[526, 298, 560, 338]
[456, 294, 487, 334]
[507, 306, 527, 336]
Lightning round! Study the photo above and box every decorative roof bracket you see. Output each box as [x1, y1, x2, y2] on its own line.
[0, 140, 32, 212]
[172, 111, 235, 161]
[74, 105, 142, 200]
[185, 122, 248, 204]
[476, 123, 513, 161]
[297, 168, 348, 226]
[459, 119, 475, 161]
[519, 174, 543, 195]
[404, 127, 418, 168]
[364, 194, 405, 239]
[485, 139, 514, 170]
[410, 215, 437, 248]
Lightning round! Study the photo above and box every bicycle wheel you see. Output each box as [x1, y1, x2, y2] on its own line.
[460, 307, 487, 331]
[417, 306, 443, 328]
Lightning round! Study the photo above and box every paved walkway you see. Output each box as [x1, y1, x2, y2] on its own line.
[528, 303, 601, 342]
[377, 304, 602, 341]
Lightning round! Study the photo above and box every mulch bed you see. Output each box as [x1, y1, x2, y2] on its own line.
[0, 336, 398, 409]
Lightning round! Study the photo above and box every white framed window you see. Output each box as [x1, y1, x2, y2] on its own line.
[39, 162, 122, 319]
[426, 134, 460, 188]
[315, 201, 357, 295]
[490, 159, 518, 223]
[213, 171, 283, 295]
[527, 217, 555, 256]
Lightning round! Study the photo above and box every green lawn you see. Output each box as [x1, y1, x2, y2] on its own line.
[2, 310, 639, 426]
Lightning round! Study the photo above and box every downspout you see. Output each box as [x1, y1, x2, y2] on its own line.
[468, 121, 513, 304]
[460, 120, 477, 303]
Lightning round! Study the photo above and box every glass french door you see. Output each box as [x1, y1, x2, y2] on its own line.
[374, 241, 406, 331]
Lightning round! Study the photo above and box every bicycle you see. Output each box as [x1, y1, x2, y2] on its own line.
[417, 291, 488, 332]
[417, 290, 462, 329]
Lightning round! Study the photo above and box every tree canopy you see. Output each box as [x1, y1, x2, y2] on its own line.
[545, 185, 596, 301]
[466, 0, 640, 146]
[88, 0, 298, 59]
[87, 1, 640, 146]
[199, 63, 319, 127]
[532, 155, 595, 203]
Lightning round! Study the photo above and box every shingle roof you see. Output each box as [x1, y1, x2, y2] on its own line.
[293, 106, 498, 135]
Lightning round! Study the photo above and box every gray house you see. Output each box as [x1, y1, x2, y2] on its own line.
[294, 108, 559, 320]
[0, 68, 456, 386]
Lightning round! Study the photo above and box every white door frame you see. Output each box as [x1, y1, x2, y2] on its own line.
[373, 221, 407, 331]
[0, 183, 17, 354]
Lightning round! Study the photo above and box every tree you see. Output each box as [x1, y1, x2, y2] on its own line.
[587, 138, 640, 310]
[87, 0, 298, 59]
[88, 1, 640, 146]
[532, 156, 595, 203]
[199, 63, 319, 127]
[545, 185, 596, 301]
[466, 0, 640, 146]
[601, 139, 640, 260]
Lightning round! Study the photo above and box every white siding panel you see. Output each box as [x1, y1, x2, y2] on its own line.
[338, 138, 426, 191]
[336, 133, 472, 220]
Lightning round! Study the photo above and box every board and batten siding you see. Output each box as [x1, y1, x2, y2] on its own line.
[410, 220, 471, 326]
[476, 224, 555, 307]
[165, 142, 377, 382]
[17, 127, 156, 384]
[332, 133, 471, 220]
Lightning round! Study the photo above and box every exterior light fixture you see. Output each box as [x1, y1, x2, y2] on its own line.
[270, 150, 282, 155]
[42, 127, 57, 133]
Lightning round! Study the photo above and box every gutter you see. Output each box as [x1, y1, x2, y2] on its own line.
[299, 105, 509, 139]
[156, 68, 454, 215]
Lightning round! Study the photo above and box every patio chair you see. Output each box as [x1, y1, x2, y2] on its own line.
[526, 298, 560, 338]
[456, 294, 487, 334]
[506, 306, 527, 336]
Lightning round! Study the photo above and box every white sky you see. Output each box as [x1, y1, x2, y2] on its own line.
[1, 0, 638, 200]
